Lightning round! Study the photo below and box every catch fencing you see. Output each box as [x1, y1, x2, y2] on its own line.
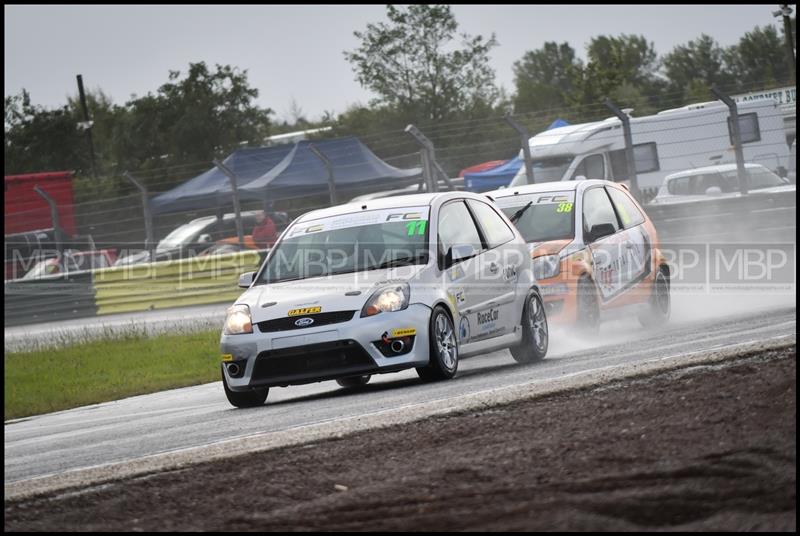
[3, 82, 796, 327]
[4, 193, 795, 327]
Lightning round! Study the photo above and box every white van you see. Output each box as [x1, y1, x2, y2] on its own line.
[509, 100, 791, 192]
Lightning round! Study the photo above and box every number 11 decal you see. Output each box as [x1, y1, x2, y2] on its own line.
[405, 220, 427, 236]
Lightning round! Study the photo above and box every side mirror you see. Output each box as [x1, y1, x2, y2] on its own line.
[588, 223, 616, 243]
[705, 186, 722, 196]
[238, 271, 255, 288]
[446, 244, 478, 267]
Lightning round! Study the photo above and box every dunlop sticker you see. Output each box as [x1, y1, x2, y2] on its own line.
[391, 328, 417, 337]
[288, 306, 322, 316]
[221, 354, 234, 362]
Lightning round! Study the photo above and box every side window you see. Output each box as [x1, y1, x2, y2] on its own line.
[633, 142, 660, 173]
[693, 173, 723, 194]
[668, 177, 691, 195]
[571, 154, 605, 180]
[606, 186, 645, 229]
[438, 201, 484, 257]
[582, 187, 620, 236]
[728, 113, 761, 144]
[466, 200, 515, 249]
[608, 143, 660, 179]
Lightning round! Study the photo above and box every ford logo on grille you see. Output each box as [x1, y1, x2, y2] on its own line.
[295, 317, 314, 327]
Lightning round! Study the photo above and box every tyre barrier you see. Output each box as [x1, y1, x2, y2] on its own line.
[4, 250, 262, 327]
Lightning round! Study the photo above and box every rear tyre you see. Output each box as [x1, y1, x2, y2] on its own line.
[416, 306, 458, 381]
[638, 268, 670, 328]
[222, 365, 269, 408]
[576, 276, 601, 335]
[336, 375, 372, 388]
[510, 289, 548, 364]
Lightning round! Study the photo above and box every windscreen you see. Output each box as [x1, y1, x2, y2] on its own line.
[259, 206, 430, 284]
[494, 191, 576, 243]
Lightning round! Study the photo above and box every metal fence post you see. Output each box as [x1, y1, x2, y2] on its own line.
[604, 98, 642, 202]
[213, 159, 245, 247]
[431, 160, 455, 191]
[33, 184, 64, 255]
[711, 85, 748, 195]
[405, 125, 453, 192]
[309, 143, 338, 206]
[124, 171, 155, 261]
[504, 113, 535, 184]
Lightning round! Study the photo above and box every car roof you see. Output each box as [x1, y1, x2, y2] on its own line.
[664, 163, 765, 180]
[296, 191, 482, 223]
[485, 179, 611, 199]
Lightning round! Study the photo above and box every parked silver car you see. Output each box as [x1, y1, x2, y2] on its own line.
[650, 163, 794, 205]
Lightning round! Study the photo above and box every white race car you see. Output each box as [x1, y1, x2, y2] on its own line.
[220, 192, 549, 407]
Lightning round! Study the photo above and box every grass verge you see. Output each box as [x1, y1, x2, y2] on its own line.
[4, 329, 221, 421]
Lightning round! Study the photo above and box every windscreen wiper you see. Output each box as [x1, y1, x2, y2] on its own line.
[509, 201, 533, 223]
[371, 254, 429, 270]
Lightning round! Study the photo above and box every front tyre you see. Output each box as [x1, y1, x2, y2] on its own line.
[576, 276, 601, 335]
[510, 289, 548, 364]
[417, 306, 458, 381]
[222, 365, 269, 408]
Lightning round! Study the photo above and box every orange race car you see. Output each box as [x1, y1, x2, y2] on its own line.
[487, 180, 671, 333]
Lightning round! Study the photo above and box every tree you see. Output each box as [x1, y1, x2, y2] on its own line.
[725, 24, 792, 89]
[343, 4, 499, 122]
[110, 62, 274, 180]
[566, 34, 665, 115]
[662, 34, 734, 100]
[586, 34, 661, 90]
[4, 90, 89, 175]
[512, 42, 581, 113]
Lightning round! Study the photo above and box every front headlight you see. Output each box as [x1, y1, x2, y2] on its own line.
[224, 304, 253, 335]
[360, 283, 410, 317]
[533, 255, 560, 280]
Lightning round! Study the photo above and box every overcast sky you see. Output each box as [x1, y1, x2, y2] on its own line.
[4, 4, 793, 122]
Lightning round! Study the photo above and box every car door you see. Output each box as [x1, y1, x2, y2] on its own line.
[582, 186, 624, 301]
[605, 185, 651, 293]
[465, 199, 522, 337]
[436, 200, 485, 344]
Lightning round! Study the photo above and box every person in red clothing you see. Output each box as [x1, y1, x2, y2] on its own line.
[252, 210, 278, 250]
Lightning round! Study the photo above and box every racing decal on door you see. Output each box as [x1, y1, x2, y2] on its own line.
[469, 307, 506, 341]
[593, 226, 652, 302]
[458, 315, 470, 343]
[449, 265, 466, 282]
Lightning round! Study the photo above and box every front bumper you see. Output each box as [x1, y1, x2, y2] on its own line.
[220, 303, 432, 391]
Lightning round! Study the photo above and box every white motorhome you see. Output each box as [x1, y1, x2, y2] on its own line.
[509, 99, 791, 192]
